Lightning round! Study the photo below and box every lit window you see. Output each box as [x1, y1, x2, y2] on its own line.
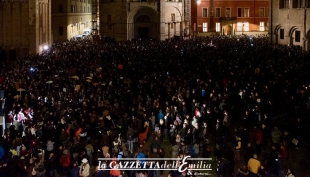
[203, 23, 208, 32]
[216, 23, 221, 32]
[259, 22, 264, 31]
[237, 22, 243, 31]
[244, 8, 249, 17]
[244, 22, 249, 31]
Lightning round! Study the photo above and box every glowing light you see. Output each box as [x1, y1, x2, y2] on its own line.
[197, 0, 201, 4]
[43, 45, 48, 50]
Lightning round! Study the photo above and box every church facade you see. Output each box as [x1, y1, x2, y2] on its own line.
[99, 0, 187, 41]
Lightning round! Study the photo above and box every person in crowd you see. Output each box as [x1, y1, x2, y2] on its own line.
[79, 158, 90, 177]
[85, 141, 94, 166]
[71, 161, 80, 177]
[248, 154, 261, 177]
[285, 168, 295, 177]
[60, 149, 71, 177]
[46, 153, 57, 177]
[234, 134, 242, 161]
[0, 143, 4, 161]
[237, 165, 249, 177]
[271, 126, 282, 146]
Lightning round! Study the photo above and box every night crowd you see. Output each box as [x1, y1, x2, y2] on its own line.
[0, 35, 310, 177]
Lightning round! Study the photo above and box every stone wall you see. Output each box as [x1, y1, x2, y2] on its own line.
[0, 0, 52, 59]
[271, 0, 310, 50]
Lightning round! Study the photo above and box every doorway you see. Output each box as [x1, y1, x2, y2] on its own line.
[139, 27, 149, 38]
[8, 49, 16, 61]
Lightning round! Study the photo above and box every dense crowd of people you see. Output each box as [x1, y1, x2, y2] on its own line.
[0, 35, 309, 177]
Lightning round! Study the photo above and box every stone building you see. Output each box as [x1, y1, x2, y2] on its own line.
[192, 0, 269, 35]
[0, 0, 52, 59]
[100, 0, 186, 41]
[270, 0, 310, 50]
[52, 0, 93, 43]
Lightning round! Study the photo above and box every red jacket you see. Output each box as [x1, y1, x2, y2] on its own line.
[255, 130, 263, 145]
[60, 154, 71, 167]
[5, 113, 14, 123]
[280, 147, 288, 159]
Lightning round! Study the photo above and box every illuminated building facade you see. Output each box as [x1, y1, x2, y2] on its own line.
[191, 0, 269, 35]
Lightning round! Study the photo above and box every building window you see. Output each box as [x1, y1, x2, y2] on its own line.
[225, 8, 231, 17]
[237, 8, 242, 17]
[215, 8, 220, 17]
[259, 22, 264, 31]
[266, 7, 269, 17]
[171, 23, 174, 29]
[279, 0, 284, 8]
[237, 22, 243, 31]
[280, 29, 284, 39]
[280, 0, 290, 8]
[59, 4, 63, 12]
[203, 8, 208, 17]
[202, 23, 208, 32]
[216, 23, 221, 32]
[244, 22, 249, 31]
[295, 31, 301, 42]
[59, 26, 63, 36]
[171, 14, 175, 22]
[244, 8, 249, 17]
[71, 5, 75, 12]
[285, 0, 289, 8]
[259, 8, 264, 17]
[88, 7, 90, 12]
[293, 0, 302, 8]
[194, 23, 197, 31]
[306, 0, 310, 7]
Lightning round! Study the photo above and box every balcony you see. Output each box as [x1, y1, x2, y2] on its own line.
[220, 17, 237, 21]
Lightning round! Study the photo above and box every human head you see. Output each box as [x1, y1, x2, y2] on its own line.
[253, 154, 258, 159]
[287, 167, 294, 174]
[81, 158, 88, 164]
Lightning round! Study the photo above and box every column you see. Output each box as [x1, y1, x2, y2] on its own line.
[168, 23, 170, 39]
[174, 22, 176, 36]
[132, 23, 135, 39]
